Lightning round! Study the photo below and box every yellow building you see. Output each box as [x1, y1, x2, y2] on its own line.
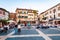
[39, 3, 60, 26]
[16, 8, 38, 24]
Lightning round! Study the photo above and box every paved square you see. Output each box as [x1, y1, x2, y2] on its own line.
[13, 29, 39, 35]
[0, 27, 60, 40]
[49, 36, 60, 40]
[6, 37, 45, 40]
[0, 29, 14, 36]
[39, 28, 60, 34]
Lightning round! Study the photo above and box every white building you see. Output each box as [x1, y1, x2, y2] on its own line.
[39, 3, 60, 27]
[0, 8, 9, 20]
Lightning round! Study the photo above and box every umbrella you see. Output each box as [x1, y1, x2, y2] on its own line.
[7, 20, 15, 22]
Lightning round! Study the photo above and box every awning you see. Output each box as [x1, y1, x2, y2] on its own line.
[49, 18, 60, 21]
[7, 20, 15, 22]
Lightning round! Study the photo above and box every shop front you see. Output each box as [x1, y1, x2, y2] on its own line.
[18, 20, 36, 25]
[49, 18, 60, 27]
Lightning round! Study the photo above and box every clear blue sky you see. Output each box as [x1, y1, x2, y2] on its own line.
[0, 0, 60, 13]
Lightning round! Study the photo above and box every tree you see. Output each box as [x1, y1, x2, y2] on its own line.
[0, 19, 9, 25]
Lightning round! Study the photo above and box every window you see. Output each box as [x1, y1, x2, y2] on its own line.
[50, 16, 52, 18]
[58, 13, 60, 17]
[22, 11, 28, 14]
[24, 16, 28, 18]
[18, 16, 22, 18]
[3, 12, 5, 15]
[58, 6, 60, 10]
[26, 11, 28, 13]
[18, 16, 28, 18]
[24, 12, 26, 14]
[28, 14, 33, 16]
[29, 10, 32, 13]
[18, 11, 22, 14]
[43, 17, 47, 20]
[32, 11, 33, 12]
[22, 11, 24, 14]
[53, 9, 56, 13]
[50, 11, 52, 13]
[0, 11, 2, 14]
[58, 21, 60, 24]
[22, 16, 24, 18]
[45, 12, 48, 15]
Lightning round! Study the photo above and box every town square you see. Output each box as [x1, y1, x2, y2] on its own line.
[0, 0, 60, 40]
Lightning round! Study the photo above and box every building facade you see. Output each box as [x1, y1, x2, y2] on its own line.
[39, 3, 60, 26]
[16, 8, 38, 24]
[0, 8, 9, 20]
[9, 13, 16, 21]
[0, 8, 9, 27]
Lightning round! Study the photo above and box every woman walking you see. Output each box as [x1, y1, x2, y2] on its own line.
[27, 22, 31, 29]
[17, 22, 21, 33]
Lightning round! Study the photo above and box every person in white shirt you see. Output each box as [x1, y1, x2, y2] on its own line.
[17, 23, 21, 32]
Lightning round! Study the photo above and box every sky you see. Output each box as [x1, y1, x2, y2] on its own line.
[0, 0, 60, 14]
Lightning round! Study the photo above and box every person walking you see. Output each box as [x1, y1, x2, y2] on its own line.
[36, 22, 40, 29]
[0, 27, 4, 33]
[27, 22, 31, 29]
[4, 24, 9, 33]
[15, 23, 18, 28]
[17, 22, 21, 33]
[0, 24, 4, 33]
[24, 22, 27, 26]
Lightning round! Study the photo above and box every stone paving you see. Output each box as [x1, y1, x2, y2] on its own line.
[0, 26, 60, 40]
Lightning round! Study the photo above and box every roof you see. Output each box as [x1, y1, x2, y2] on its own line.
[49, 18, 60, 21]
[0, 8, 9, 13]
[40, 3, 60, 14]
[15, 8, 38, 12]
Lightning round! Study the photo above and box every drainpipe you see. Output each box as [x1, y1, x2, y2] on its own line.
[53, 12, 56, 27]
